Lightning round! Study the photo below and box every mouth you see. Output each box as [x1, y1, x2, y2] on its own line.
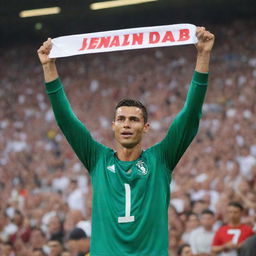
[121, 131, 133, 138]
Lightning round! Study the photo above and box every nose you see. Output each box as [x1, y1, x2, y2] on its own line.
[123, 119, 131, 128]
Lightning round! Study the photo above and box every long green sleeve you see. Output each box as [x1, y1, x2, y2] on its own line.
[45, 78, 107, 173]
[152, 71, 208, 171]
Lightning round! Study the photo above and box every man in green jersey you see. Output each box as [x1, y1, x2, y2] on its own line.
[38, 27, 214, 256]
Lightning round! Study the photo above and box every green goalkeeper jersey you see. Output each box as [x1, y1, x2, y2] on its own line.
[45, 71, 208, 256]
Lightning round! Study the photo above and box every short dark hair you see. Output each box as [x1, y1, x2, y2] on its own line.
[47, 238, 63, 246]
[115, 99, 148, 123]
[68, 227, 87, 240]
[177, 243, 190, 256]
[201, 209, 215, 216]
[228, 202, 244, 211]
[188, 212, 198, 219]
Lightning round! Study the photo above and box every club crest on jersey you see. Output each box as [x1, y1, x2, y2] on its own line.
[136, 160, 148, 175]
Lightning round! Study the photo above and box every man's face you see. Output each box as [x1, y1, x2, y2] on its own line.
[187, 214, 199, 230]
[67, 240, 79, 254]
[112, 106, 149, 148]
[201, 213, 215, 230]
[48, 241, 62, 256]
[227, 206, 242, 223]
[30, 230, 45, 248]
[48, 216, 61, 234]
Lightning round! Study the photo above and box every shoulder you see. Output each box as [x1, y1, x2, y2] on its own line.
[96, 144, 113, 157]
[215, 224, 229, 233]
[142, 145, 168, 166]
[240, 224, 254, 232]
[144, 142, 164, 155]
[142, 145, 159, 157]
[95, 147, 116, 165]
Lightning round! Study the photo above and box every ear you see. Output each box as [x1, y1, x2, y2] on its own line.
[112, 121, 115, 132]
[143, 123, 150, 133]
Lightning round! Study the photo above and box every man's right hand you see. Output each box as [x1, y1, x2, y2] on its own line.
[38, 38, 58, 82]
[37, 38, 56, 66]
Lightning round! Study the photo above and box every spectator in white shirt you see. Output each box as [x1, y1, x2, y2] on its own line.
[66, 179, 86, 217]
[189, 209, 216, 256]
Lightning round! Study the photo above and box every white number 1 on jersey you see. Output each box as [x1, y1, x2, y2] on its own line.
[118, 183, 135, 223]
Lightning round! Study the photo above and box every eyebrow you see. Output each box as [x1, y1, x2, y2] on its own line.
[116, 115, 141, 120]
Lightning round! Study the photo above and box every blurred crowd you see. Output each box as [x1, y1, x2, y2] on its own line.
[0, 18, 256, 256]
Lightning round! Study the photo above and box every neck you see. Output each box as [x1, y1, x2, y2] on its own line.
[229, 221, 241, 227]
[204, 226, 213, 232]
[115, 143, 142, 161]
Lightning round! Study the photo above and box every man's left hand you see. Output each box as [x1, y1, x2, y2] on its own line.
[195, 27, 215, 53]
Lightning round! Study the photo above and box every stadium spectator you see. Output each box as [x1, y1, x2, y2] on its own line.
[66, 178, 87, 217]
[9, 210, 31, 243]
[47, 238, 63, 256]
[29, 228, 47, 251]
[212, 202, 254, 256]
[181, 212, 199, 243]
[67, 227, 90, 256]
[189, 209, 216, 256]
[63, 209, 84, 235]
[47, 215, 65, 242]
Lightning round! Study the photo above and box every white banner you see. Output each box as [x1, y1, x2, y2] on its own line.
[49, 23, 197, 58]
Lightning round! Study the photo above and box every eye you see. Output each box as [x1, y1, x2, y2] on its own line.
[130, 117, 140, 122]
[116, 116, 125, 121]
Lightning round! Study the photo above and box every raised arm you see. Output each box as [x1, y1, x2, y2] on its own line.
[195, 26, 215, 73]
[37, 38, 58, 82]
[37, 39, 107, 173]
[155, 27, 215, 170]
